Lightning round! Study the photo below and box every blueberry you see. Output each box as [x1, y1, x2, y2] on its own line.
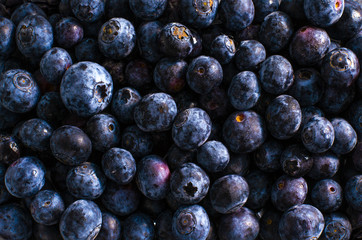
[245, 170, 271, 210]
[5, 156, 45, 198]
[10, 2, 46, 26]
[254, 139, 283, 173]
[129, 0, 167, 20]
[199, 86, 231, 121]
[55, 17, 84, 49]
[70, 0, 105, 22]
[180, 0, 218, 29]
[210, 35, 236, 65]
[0, 69, 40, 113]
[345, 175, 362, 211]
[304, 0, 344, 27]
[307, 152, 340, 180]
[111, 87, 141, 124]
[319, 85, 355, 115]
[0, 17, 15, 60]
[0, 163, 11, 204]
[60, 61, 113, 117]
[280, 144, 313, 177]
[29, 190, 65, 225]
[96, 212, 121, 240]
[40, 48, 72, 85]
[234, 40, 266, 71]
[121, 125, 154, 158]
[253, 0, 281, 23]
[331, 118, 357, 155]
[0, 135, 21, 165]
[98, 18, 136, 60]
[220, 0, 255, 31]
[125, 59, 153, 91]
[50, 125, 92, 166]
[221, 153, 250, 176]
[122, 213, 155, 240]
[172, 204, 210, 240]
[36, 92, 68, 127]
[0, 203, 32, 240]
[320, 212, 352, 240]
[197, 140, 229, 173]
[137, 21, 164, 63]
[18, 118, 53, 152]
[59, 199, 102, 240]
[259, 209, 282, 240]
[75, 38, 102, 62]
[311, 179, 343, 213]
[236, 24, 261, 42]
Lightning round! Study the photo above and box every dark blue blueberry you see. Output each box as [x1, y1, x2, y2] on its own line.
[130, 0, 167, 20]
[125, 59, 153, 91]
[111, 87, 141, 124]
[347, 99, 362, 138]
[134, 92, 177, 132]
[0, 203, 32, 240]
[319, 85, 355, 115]
[245, 170, 271, 210]
[236, 24, 260, 42]
[0, 17, 15, 60]
[59, 200, 102, 240]
[66, 162, 106, 200]
[75, 38, 102, 62]
[304, 0, 344, 27]
[321, 47, 360, 87]
[279, 204, 324, 240]
[18, 118, 53, 152]
[301, 107, 325, 132]
[165, 144, 194, 171]
[154, 57, 188, 93]
[60, 61, 113, 117]
[0, 135, 21, 165]
[170, 162, 210, 204]
[0, 69, 40, 113]
[331, 118, 357, 155]
[346, 30, 362, 61]
[259, 209, 282, 240]
[55, 17, 83, 49]
[234, 40, 266, 71]
[50, 125, 92, 166]
[40, 47, 72, 85]
[307, 152, 340, 180]
[5, 156, 45, 198]
[172, 204, 210, 240]
[320, 212, 352, 240]
[137, 21, 164, 63]
[301, 116, 335, 153]
[259, 55, 294, 95]
[218, 207, 259, 240]
[220, 0, 255, 31]
[70, 0, 105, 22]
[96, 212, 121, 240]
[353, 142, 362, 172]
[10, 2, 46, 26]
[253, 0, 281, 22]
[16, 15, 53, 59]
[345, 175, 362, 211]
[156, 210, 173, 240]
[33, 223, 62, 240]
[122, 213, 155, 240]
[102, 147, 136, 184]
[221, 153, 250, 176]
[36, 92, 68, 127]
[98, 18, 136, 60]
[180, 0, 218, 29]
[158, 22, 193, 58]
[228, 71, 261, 110]
[172, 107, 211, 151]
[280, 144, 313, 177]
[136, 155, 170, 200]
[210, 35, 235, 65]
[121, 125, 154, 158]
[311, 179, 343, 212]
[0, 163, 11, 204]
[197, 140, 229, 173]
[271, 175, 308, 211]
[287, 68, 324, 107]
[266, 95, 301, 140]
[29, 190, 65, 225]
[199, 86, 231, 121]
[223, 110, 266, 153]
[259, 11, 294, 53]
[101, 182, 141, 216]
[254, 139, 283, 173]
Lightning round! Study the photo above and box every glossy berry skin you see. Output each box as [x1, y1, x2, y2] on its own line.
[0, 17, 15, 60]
[220, 0, 255, 31]
[172, 204, 210, 240]
[70, 0, 105, 22]
[245, 170, 271, 210]
[98, 18, 136, 60]
[170, 162, 210, 204]
[137, 21, 163, 63]
[254, 139, 283, 173]
[55, 17, 84, 49]
[18, 118, 53, 152]
[304, 0, 344, 27]
[186, 55, 223, 94]
[228, 71, 260, 110]
[40, 48, 72, 85]
[50, 125, 92, 166]
[279, 204, 324, 240]
[271, 175, 308, 212]
[75, 38, 101, 62]
[180, 0, 218, 29]
[218, 207, 259, 240]
[210, 35, 236, 65]
[130, 0, 167, 20]
[11, 2, 47, 26]
[0, 69, 40, 113]
[36, 92, 68, 127]
[154, 58, 188, 93]
[102, 147, 136, 184]
[280, 144, 313, 177]
[101, 182, 140, 216]
[197, 140, 229, 173]
[122, 213, 154, 240]
[321, 48, 360, 87]
[320, 213, 352, 240]
[172, 108, 211, 151]
[0, 204, 32, 240]
[121, 125, 154, 158]
[259, 209, 282, 240]
[66, 162, 106, 200]
[307, 152, 340, 180]
[253, 0, 281, 22]
[96, 212, 121, 240]
[223, 111, 266, 153]
[86, 114, 120, 152]
[266, 95, 301, 140]
[134, 92, 177, 132]
[16, 15, 53, 59]
[287, 68, 324, 107]
[59, 200, 102, 240]
[311, 179, 343, 213]
[345, 175, 362, 211]
[289, 27, 331, 66]
[60, 61, 113, 117]
[111, 87, 141, 124]
[301, 116, 335, 153]
[136, 155, 170, 200]
[259, 55, 294, 95]
[331, 118, 357, 155]
[29, 190, 65, 225]
[235, 40, 266, 71]
[158, 22, 193, 58]
[5, 156, 45, 198]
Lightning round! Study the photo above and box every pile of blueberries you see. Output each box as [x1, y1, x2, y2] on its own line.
[0, 0, 362, 239]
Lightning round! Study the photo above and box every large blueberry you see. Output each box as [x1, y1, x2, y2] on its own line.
[55, 17, 84, 49]
[210, 35, 236, 64]
[10, 2, 46, 26]
[220, 0, 254, 31]
[197, 140, 229, 173]
[180, 0, 219, 29]
[154, 58, 187, 93]
[280, 144, 313, 177]
[254, 139, 283, 173]
[121, 125, 154, 158]
[18, 118, 53, 152]
[304, 0, 344, 27]
[234, 40, 266, 71]
[307, 152, 340, 180]
[96, 212, 122, 240]
[311, 179, 343, 212]
[320, 213, 352, 240]
[111, 87, 141, 124]
[137, 21, 163, 63]
[70, 0, 105, 22]
[331, 118, 357, 155]
[0, 204, 32, 240]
